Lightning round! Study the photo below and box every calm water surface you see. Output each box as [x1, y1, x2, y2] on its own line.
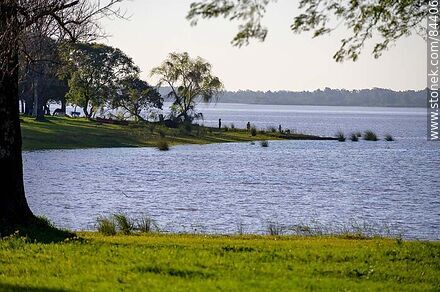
[24, 104, 440, 239]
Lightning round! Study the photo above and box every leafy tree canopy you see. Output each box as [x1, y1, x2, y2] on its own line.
[112, 77, 163, 122]
[62, 42, 139, 118]
[151, 52, 224, 122]
[187, 0, 428, 61]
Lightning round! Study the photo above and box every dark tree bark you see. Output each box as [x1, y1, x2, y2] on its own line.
[0, 2, 35, 226]
[32, 74, 45, 121]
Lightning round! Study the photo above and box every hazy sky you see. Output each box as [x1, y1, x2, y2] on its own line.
[101, 0, 426, 91]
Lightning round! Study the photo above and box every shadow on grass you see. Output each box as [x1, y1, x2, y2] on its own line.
[1, 216, 75, 244]
[0, 283, 67, 292]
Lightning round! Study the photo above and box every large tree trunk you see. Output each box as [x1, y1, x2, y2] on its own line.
[0, 2, 35, 226]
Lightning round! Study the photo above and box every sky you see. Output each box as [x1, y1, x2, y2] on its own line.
[101, 0, 426, 92]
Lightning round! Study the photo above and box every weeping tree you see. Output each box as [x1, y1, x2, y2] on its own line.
[187, 0, 429, 62]
[63, 42, 139, 118]
[111, 77, 163, 122]
[151, 52, 224, 123]
[0, 0, 125, 230]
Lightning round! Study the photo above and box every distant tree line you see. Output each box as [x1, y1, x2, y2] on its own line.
[160, 88, 425, 108]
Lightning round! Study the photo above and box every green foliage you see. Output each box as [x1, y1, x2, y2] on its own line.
[250, 126, 257, 136]
[364, 130, 378, 141]
[151, 52, 224, 122]
[157, 140, 170, 151]
[112, 77, 163, 122]
[187, 0, 427, 61]
[97, 216, 117, 236]
[336, 131, 346, 142]
[62, 43, 139, 118]
[113, 214, 135, 235]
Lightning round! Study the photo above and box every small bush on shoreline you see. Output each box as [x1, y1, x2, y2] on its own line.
[250, 126, 257, 136]
[97, 217, 116, 236]
[336, 131, 346, 142]
[349, 133, 359, 142]
[113, 214, 135, 235]
[157, 140, 170, 151]
[363, 130, 378, 141]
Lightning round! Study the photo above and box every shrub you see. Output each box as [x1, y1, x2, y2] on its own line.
[267, 222, 283, 236]
[364, 130, 378, 141]
[336, 131, 346, 142]
[137, 216, 159, 233]
[113, 213, 134, 235]
[349, 133, 359, 142]
[250, 126, 257, 136]
[157, 140, 170, 151]
[355, 131, 362, 137]
[384, 134, 394, 141]
[230, 123, 235, 130]
[260, 140, 269, 147]
[97, 216, 116, 236]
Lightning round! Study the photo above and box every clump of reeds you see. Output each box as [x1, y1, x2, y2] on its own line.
[350, 133, 359, 142]
[113, 213, 135, 235]
[97, 216, 116, 236]
[363, 130, 378, 141]
[336, 131, 346, 142]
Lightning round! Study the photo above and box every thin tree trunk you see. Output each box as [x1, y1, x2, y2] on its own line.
[32, 75, 45, 121]
[0, 2, 35, 226]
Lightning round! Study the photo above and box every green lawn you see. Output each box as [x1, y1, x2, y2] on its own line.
[20, 116, 333, 151]
[0, 233, 438, 291]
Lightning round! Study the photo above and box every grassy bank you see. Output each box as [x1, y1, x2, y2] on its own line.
[20, 116, 333, 151]
[0, 233, 438, 291]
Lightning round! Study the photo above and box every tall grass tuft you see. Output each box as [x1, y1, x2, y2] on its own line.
[260, 140, 269, 147]
[349, 133, 359, 142]
[336, 131, 346, 142]
[157, 140, 170, 151]
[267, 222, 284, 236]
[97, 216, 116, 236]
[250, 126, 257, 136]
[136, 215, 159, 233]
[384, 134, 394, 141]
[113, 213, 134, 235]
[364, 130, 378, 141]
